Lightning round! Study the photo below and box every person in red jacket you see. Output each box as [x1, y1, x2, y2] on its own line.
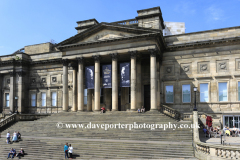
[206, 116, 212, 128]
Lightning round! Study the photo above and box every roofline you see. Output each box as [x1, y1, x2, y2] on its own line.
[76, 18, 99, 24]
[165, 26, 240, 37]
[137, 6, 161, 13]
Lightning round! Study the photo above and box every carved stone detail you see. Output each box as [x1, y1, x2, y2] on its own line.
[217, 60, 228, 72]
[181, 63, 192, 75]
[7, 79, 10, 84]
[16, 71, 24, 77]
[110, 53, 118, 60]
[62, 59, 68, 66]
[9, 71, 15, 77]
[148, 49, 157, 57]
[128, 51, 137, 58]
[31, 78, 36, 83]
[42, 78, 46, 83]
[52, 77, 57, 82]
[164, 65, 174, 75]
[76, 57, 84, 64]
[92, 55, 101, 62]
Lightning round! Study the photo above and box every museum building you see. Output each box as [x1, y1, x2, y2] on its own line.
[1, 7, 240, 128]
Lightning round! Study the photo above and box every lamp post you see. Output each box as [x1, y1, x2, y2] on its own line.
[193, 87, 197, 111]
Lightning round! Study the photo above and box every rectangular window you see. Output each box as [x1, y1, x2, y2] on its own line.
[31, 94, 36, 107]
[52, 92, 57, 106]
[42, 92, 46, 107]
[165, 85, 174, 103]
[200, 83, 209, 102]
[5, 93, 9, 107]
[238, 82, 240, 101]
[219, 82, 227, 102]
[84, 89, 87, 105]
[182, 84, 191, 103]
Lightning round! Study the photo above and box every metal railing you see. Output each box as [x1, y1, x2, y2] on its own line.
[160, 105, 182, 121]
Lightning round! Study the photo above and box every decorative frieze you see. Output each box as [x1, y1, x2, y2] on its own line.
[52, 77, 57, 82]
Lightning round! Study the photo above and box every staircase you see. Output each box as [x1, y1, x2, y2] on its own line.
[0, 112, 196, 159]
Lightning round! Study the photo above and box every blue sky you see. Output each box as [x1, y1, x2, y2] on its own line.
[0, 0, 239, 56]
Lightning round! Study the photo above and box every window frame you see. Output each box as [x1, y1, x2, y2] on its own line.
[218, 82, 228, 102]
[5, 93, 10, 107]
[51, 91, 57, 107]
[182, 84, 191, 103]
[165, 85, 174, 103]
[200, 83, 209, 102]
[238, 81, 240, 101]
[41, 92, 46, 107]
[31, 93, 36, 107]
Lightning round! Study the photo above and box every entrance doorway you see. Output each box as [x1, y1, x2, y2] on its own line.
[144, 85, 150, 111]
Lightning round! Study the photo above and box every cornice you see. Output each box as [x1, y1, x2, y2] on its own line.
[166, 36, 240, 51]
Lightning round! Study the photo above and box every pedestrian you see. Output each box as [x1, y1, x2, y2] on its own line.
[6, 131, 10, 144]
[68, 144, 73, 159]
[64, 143, 69, 159]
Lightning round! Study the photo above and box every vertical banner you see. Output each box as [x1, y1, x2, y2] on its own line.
[120, 62, 130, 87]
[85, 66, 94, 89]
[102, 64, 112, 88]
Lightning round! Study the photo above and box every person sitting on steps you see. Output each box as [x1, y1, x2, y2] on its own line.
[17, 131, 21, 140]
[16, 148, 25, 159]
[141, 106, 145, 113]
[12, 131, 18, 142]
[137, 108, 141, 113]
[101, 106, 106, 113]
[7, 148, 16, 159]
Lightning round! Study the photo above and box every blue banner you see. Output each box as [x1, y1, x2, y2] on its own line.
[120, 62, 130, 87]
[102, 64, 112, 88]
[85, 66, 94, 89]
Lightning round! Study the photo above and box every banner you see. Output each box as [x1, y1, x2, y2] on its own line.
[120, 62, 130, 87]
[102, 64, 112, 88]
[85, 66, 94, 89]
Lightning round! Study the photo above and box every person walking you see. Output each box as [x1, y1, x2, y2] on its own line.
[64, 143, 69, 159]
[6, 131, 10, 144]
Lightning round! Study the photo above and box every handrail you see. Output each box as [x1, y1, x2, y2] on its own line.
[0, 113, 17, 128]
[160, 105, 182, 121]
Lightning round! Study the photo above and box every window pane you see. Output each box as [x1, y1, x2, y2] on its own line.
[84, 89, 87, 96]
[52, 92, 57, 106]
[234, 117, 239, 128]
[42, 93, 46, 106]
[182, 85, 190, 102]
[84, 97, 87, 105]
[31, 94, 36, 107]
[6, 93, 9, 100]
[225, 116, 229, 127]
[219, 82, 227, 102]
[166, 85, 173, 103]
[6, 101, 9, 107]
[229, 117, 233, 128]
[200, 83, 208, 102]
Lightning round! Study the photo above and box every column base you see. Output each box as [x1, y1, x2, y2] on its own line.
[62, 110, 68, 112]
[112, 109, 118, 111]
[148, 109, 159, 113]
[86, 110, 93, 112]
[130, 109, 137, 112]
[77, 110, 84, 112]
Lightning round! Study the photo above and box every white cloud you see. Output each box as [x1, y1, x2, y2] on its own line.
[174, 1, 196, 15]
[205, 6, 225, 22]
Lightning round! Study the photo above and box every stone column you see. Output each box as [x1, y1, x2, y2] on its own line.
[62, 59, 69, 112]
[136, 55, 142, 108]
[9, 71, 16, 112]
[17, 71, 24, 113]
[0, 76, 2, 113]
[72, 65, 77, 112]
[129, 51, 137, 111]
[87, 89, 93, 111]
[77, 58, 84, 112]
[111, 53, 118, 111]
[93, 55, 100, 111]
[149, 49, 157, 111]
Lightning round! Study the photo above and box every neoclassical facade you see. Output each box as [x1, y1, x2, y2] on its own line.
[1, 7, 240, 128]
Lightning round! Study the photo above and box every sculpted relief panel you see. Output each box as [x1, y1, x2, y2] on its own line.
[216, 60, 229, 72]
[198, 61, 210, 73]
[164, 65, 174, 76]
[180, 63, 192, 75]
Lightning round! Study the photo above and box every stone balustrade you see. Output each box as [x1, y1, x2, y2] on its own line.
[160, 105, 182, 120]
[0, 113, 16, 128]
[193, 110, 240, 160]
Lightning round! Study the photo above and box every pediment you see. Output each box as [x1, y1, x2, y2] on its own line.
[58, 23, 159, 47]
[76, 29, 137, 43]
